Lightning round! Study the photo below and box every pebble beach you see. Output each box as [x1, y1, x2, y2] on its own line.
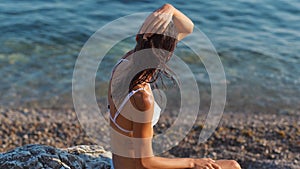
[1, 0, 300, 168]
[0, 107, 299, 169]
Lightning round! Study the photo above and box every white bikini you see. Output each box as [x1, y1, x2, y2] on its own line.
[109, 87, 161, 133]
[109, 58, 161, 133]
[108, 58, 162, 169]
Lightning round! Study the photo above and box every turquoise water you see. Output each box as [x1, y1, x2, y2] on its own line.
[0, 0, 299, 113]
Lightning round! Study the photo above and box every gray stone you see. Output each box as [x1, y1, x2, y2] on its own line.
[0, 144, 112, 169]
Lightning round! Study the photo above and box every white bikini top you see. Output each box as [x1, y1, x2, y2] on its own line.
[109, 87, 161, 133]
[109, 58, 161, 133]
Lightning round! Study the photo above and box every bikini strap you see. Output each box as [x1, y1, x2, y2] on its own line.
[110, 88, 145, 133]
[113, 88, 145, 121]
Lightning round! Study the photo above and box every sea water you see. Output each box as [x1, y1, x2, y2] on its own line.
[0, 0, 299, 113]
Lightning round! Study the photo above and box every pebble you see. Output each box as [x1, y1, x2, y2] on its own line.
[23, 134, 28, 140]
[0, 108, 299, 169]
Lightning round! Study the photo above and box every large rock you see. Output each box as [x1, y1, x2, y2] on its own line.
[0, 144, 112, 169]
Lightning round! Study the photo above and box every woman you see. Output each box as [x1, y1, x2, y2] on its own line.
[108, 4, 241, 169]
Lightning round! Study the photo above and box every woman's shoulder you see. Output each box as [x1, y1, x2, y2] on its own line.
[130, 87, 154, 112]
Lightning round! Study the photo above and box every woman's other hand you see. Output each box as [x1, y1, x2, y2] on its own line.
[138, 4, 175, 35]
[193, 158, 222, 169]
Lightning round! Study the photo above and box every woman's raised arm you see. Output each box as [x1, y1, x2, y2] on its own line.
[138, 4, 194, 41]
[171, 4, 194, 40]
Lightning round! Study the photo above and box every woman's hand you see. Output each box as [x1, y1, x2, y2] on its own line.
[193, 158, 222, 169]
[138, 4, 175, 35]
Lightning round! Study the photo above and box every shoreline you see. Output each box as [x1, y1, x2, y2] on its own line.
[0, 107, 299, 168]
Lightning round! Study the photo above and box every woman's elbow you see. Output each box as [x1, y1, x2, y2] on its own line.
[140, 157, 154, 169]
[181, 22, 194, 36]
[187, 22, 194, 34]
[177, 24, 194, 41]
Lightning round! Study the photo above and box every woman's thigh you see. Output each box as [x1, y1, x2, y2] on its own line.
[215, 160, 241, 169]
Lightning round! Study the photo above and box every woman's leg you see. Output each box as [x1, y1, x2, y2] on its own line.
[215, 160, 241, 169]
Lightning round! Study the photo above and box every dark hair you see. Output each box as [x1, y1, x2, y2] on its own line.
[111, 21, 178, 107]
[130, 26, 178, 90]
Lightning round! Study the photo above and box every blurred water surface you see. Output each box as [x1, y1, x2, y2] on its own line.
[0, 0, 299, 113]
